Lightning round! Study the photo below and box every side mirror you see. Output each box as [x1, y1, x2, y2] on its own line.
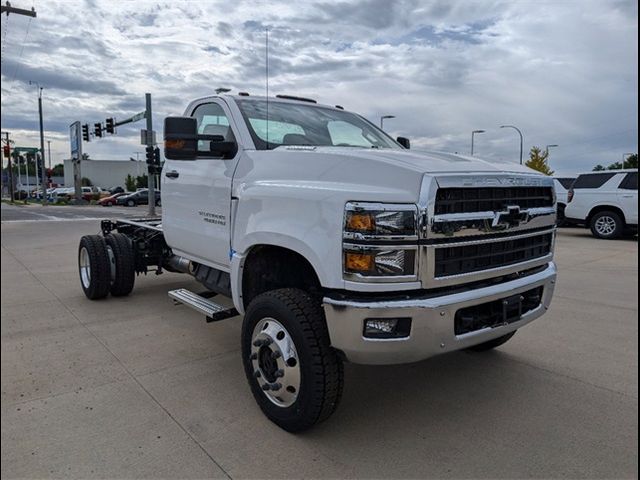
[164, 117, 198, 160]
[397, 136, 410, 149]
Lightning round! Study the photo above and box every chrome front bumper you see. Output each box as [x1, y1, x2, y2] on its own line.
[323, 262, 557, 365]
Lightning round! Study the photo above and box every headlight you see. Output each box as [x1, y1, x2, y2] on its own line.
[344, 202, 418, 239]
[344, 246, 416, 278]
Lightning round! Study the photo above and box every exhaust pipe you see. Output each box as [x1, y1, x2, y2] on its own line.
[163, 255, 193, 274]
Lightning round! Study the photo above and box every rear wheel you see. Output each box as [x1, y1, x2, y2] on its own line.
[78, 235, 111, 300]
[590, 211, 623, 239]
[241, 288, 344, 432]
[127, 199, 136, 207]
[467, 331, 516, 352]
[104, 233, 136, 296]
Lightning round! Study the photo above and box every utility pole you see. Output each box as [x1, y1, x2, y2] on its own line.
[1, 131, 15, 202]
[47, 140, 51, 169]
[1, 1, 37, 17]
[145, 93, 156, 216]
[38, 88, 46, 203]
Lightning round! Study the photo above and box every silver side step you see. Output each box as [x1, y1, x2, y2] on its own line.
[168, 288, 238, 322]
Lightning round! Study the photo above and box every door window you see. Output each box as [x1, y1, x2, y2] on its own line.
[619, 172, 638, 190]
[191, 103, 235, 154]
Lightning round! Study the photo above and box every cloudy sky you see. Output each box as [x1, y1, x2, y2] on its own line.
[0, 0, 637, 175]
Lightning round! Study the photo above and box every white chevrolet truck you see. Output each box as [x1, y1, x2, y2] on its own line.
[78, 93, 558, 431]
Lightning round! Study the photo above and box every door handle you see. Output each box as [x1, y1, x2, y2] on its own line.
[622, 194, 634, 198]
[165, 170, 179, 179]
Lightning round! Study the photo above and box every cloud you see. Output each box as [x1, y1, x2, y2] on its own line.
[0, 0, 636, 176]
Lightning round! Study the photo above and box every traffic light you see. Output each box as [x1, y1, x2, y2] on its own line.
[106, 117, 115, 134]
[145, 145, 154, 164]
[46, 168, 53, 179]
[94, 123, 102, 138]
[82, 124, 90, 142]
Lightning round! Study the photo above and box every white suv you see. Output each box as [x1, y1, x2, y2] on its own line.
[564, 170, 638, 239]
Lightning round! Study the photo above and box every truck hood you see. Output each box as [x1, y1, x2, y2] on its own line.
[283, 146, 536, 175]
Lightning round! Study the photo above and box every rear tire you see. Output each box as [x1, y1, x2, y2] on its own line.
[104, 233, 136, 296]
[78, 235, 111, 300]
[467, 331, 516, 352]
[241, 288, 344, 432]
[590, 211, 623, 239]
[127, 199, 136, 207]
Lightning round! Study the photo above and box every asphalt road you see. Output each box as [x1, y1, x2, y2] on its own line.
[1, 209, 637, 479]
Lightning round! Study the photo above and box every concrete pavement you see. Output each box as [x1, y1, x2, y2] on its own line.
[1, 205, 638, 478]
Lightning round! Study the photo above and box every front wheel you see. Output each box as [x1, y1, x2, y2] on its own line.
[241, 288, 344, 432]
[127, 199, 136, 207]
[590, 211, 623, 239]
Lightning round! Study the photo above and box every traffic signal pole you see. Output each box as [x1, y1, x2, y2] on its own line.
[145, 93, 156, 217]
[37, 88, 47, 205]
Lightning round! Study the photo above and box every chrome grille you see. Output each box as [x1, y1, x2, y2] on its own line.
[434, 232, 553, 277]
[434, 187, 554, 215]
[418, 174, 556, 288]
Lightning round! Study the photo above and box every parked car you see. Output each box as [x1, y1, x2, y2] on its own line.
[553, 177, 576, 225]
[108, 186, 125, 194]
[564, 170, 638, 239]
[116, 189, 161, 207]
[99, 192, 127, 206]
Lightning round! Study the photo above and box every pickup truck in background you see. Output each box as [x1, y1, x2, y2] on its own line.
[77, 93, 558, 431]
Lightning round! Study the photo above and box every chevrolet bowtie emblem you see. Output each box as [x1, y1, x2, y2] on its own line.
[492, 206, 530, 229]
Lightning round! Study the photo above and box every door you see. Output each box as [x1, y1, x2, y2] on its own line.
[618, 172, 638, 225]
[162, 100, 240, 270]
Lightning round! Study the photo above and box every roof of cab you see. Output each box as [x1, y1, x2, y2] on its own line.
[190, 93, 342, 111]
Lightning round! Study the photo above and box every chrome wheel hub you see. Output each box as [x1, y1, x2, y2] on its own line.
[250, 318, 300, 407]
[595, 216, 616, 236]
[79, 247, 91, 288]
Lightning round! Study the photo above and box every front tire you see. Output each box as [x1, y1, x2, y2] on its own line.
[127, 199, 136, 207]
[590, 211, 623, 239]
[241, 288, 344, 432]
[78, 235, 111, 300]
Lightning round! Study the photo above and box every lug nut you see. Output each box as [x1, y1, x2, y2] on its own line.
[254, 370, 261, 378]
[250, 352, 257, 360]
[253, 339, 263, 347]
[261, 384, 271, 391]
[271, 351, 282, 359]
[270, 383, 282, 391]
[275, 369, 284, 378]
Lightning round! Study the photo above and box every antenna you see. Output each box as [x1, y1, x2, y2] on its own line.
[265, 27, 269, 149]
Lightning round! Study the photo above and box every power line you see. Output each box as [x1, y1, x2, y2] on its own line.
[0, 13, 9, 64]
[11, 15, 31, 81]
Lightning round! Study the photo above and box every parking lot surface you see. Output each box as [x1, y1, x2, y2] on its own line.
[1, 204, 638, 479]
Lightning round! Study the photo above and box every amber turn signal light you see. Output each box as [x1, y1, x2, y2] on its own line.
[345, 252, 375, 273]
[345, 212, 375, 232]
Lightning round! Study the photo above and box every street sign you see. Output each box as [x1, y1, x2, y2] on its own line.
[140, 129, 156, 145]
[69, 121, 82, 160]
[13, 147, 40, 153]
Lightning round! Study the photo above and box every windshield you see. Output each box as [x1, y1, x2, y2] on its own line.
[236, 99, 402, 150]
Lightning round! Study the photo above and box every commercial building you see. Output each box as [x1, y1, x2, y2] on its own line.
[63, 158, 145, 188]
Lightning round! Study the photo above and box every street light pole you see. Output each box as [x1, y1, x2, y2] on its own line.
[471, 130, 485, 156]
[545, 144, 558, 155]
[47, 140, 51, 169]
[380, 115, 395, 130]
[500, 125, 524, 165]
[30, 81, 47, 204]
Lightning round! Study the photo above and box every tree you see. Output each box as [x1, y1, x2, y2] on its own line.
[135, 174, 148, 189]
[81, 177, 93, 186]
[125, 174, 136, 192]
[623, 154, 637, 169]
[592, 164, 606, 171]
[525, 146, 554, 175]
[51, 163, 64, 176]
